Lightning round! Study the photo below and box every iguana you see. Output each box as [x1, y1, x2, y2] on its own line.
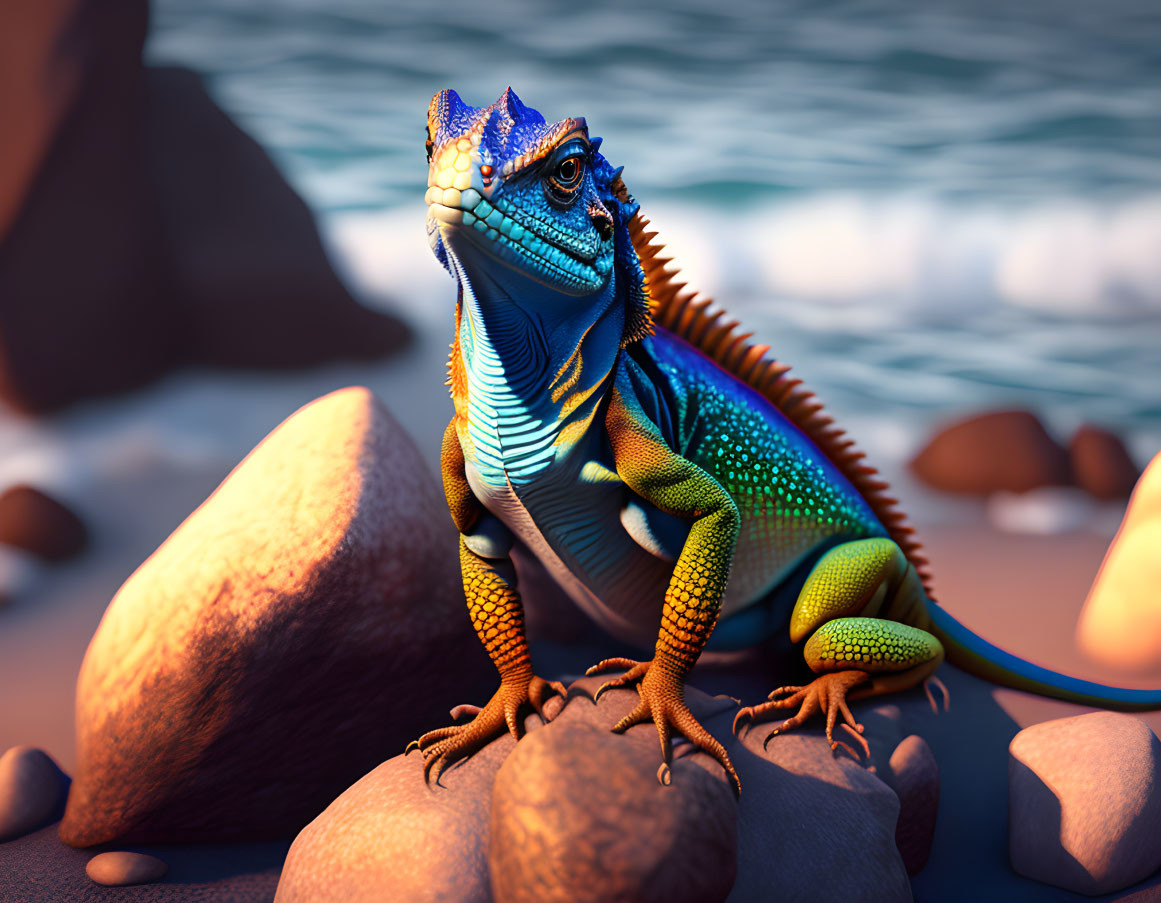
[412, 87, 1161, 793]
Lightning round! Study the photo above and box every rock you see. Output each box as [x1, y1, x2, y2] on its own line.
[59, 387, 493, 846]
[0, 1, 407, 415]
[910, 410, 1072, 496]
[1076, 450, 1161, 673]
[731, 692, 912, 902]
[278, 674, 911, 903]
[0, 0, 178, 414]
[86, 851, 168, 886]
[1069, 424, 1139, 500]
[0, 746, 70, 841]
[1009, 712, 1161, 895]
[0, 0, 86, 243]
[0, 485, 87, 562]
[490, 719, 738, 903]
[1, 822, 284, 901]
[142, 66, 410, 371]
[276, 726, 515, 903]
[885, 735, 939, 875]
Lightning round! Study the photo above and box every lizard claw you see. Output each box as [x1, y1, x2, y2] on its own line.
[590, 656, 741, 795]
[408, 672, 565, 787]
[739, 671, 872, 761]
[591, 660, 649, 702]
[924, 675, 950, 714]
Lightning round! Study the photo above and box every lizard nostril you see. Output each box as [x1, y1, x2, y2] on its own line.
[591, 211, 614, 242]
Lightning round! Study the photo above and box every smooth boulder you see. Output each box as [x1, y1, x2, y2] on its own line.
[0, 746, 70, 841]
[910, 410, 1071, 496]
[59, 386, 492, 846]
[1009, 712, 1161, 895]
[1076, 450, 1161, 673]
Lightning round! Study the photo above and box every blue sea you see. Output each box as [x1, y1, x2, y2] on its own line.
[4, 0, 1160, 556]
[144, 0, 1161, 467]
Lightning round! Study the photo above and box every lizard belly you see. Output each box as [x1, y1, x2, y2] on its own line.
[464, 456, 675, 649]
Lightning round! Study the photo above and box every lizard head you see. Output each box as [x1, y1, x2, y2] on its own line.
[425, 88, 643, 310]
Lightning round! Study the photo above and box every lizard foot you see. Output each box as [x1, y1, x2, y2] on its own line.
[407, 674, 566, 786]
[732, 670, 872, 760]
[586, 658, 741, 795]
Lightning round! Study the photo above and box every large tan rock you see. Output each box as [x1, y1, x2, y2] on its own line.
[1076, 450, 1161, 673]
[1009, 712, 1161, 895]
[910, 410, 1071, 496]
[59, 387, 492, 846]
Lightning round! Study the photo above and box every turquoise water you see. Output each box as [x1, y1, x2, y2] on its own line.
[145, 0, 1161, 463]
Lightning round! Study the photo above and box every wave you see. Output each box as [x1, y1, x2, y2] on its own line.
[324, 193, 1161, 319]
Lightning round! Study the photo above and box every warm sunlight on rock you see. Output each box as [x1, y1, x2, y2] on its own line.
[1077, 450, 1161, 673]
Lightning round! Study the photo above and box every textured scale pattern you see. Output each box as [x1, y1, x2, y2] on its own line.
[460, 541, 531, 677]
[625, 212, 934, 597]
[805, 617, 943, 673]
[606, 388, 740, 673]
[791, 537, 906, 639]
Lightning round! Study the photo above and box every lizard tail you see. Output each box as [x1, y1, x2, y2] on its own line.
[925, 602, 1161, 711]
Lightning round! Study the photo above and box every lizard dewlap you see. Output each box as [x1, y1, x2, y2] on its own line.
[412, 87, 1161, 793]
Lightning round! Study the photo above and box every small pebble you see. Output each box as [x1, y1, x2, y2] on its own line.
[86, 851, 168, 886]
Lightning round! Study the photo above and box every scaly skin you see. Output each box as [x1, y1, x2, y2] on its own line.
[411, 87, 1161, 793]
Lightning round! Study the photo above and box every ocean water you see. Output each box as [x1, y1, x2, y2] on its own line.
[143, 0, 1161, 466]
[3, 0, 1159, 554]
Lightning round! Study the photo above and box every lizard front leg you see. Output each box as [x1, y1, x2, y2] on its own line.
[410, 420, 565, 785]
[588, 387, 742, 794]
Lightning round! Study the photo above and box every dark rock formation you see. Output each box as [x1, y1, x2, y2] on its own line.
[0, 2, 407, 415]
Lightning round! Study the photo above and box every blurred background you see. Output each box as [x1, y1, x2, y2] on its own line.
[2, 0, 1160, 762]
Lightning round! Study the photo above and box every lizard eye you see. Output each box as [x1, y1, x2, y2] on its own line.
[425, 126, 434, 164]
[543, 151, 587, 205]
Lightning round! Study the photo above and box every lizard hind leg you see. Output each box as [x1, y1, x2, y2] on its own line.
[734, 538, 943, 757]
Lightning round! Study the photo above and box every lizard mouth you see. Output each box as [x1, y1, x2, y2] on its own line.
[426, 186, 609, 295]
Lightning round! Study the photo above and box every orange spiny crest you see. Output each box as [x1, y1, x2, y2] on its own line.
[624, 208, 935, 597]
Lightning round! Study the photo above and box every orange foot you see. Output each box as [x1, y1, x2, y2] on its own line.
[406, 674, 565, 786]
[733, 670, 872, 759]
[586, 657, 741, 795]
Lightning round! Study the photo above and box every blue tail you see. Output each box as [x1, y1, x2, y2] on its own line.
[926, 603, 1161, 711]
